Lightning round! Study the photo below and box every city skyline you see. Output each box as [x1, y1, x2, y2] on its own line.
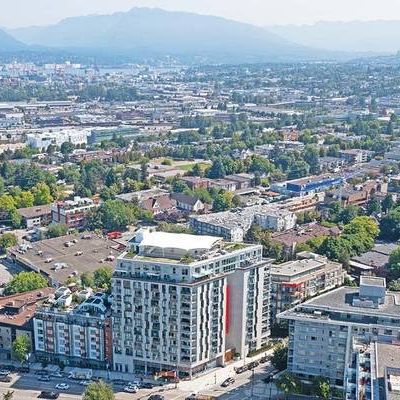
[2, 0, 400, 28]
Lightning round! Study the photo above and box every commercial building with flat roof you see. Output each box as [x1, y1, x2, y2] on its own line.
[112, 228, 272, 378]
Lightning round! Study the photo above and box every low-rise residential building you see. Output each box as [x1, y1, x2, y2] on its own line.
[278, 277, 400, 390]
[33, 292, 112, 369]
[340, 149, 374, 164]
[111, 228, 272, 377]
[139, 194, 177, 216]
[0, 288, 54, 361]
[270, 252, 344, 322]
[18, 205, 52, 228]
[190, 204, 297, 242]
[171, 193, 205, 213]
[51, 197, 97, 229]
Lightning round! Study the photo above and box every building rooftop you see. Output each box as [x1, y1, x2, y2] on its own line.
[18, 205, 51, 219]
[139, 231, 221, 253]
[9, 233, 122, 285]
[0, 288, 54, 327]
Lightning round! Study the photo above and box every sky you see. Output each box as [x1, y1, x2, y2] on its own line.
[2, 0, 400, 28]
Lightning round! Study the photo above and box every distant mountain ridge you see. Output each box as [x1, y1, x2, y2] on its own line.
[269, 20, 400, 53]
[0, 28, 26, 51]
[7, 7, 334, 63]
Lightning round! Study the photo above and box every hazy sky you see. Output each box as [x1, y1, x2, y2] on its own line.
[3, 0, 400, 28]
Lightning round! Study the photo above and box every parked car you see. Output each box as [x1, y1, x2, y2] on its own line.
[247, 361, 259, 369]
[55, 383, 70, 390]
[38, 392, 59, 399]
[124, 385, 138, 393]
[0, 375, 12, 383]
[38, 376, 51, 382]
[112, 379, 128, 385]
[259, 355, 270, 364]
[79, 380, 90, 386]
[234, 366, 248, 374]
[0, 370, 11, 376]
[221, 377, 235, 387]
[17, 367, 30, 373]
[140, 382, 155, 389]
[148, 396, 165, 400]
[51, 372, 63, 378]
[36, 370, 49, 376]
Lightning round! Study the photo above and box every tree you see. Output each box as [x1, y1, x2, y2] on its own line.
[388, 247, 400, 280]
[91, 200, 136, 231]
[382, 194, 395, 214]
[275, 372, 301, 398]
[83, 381, 114, 400]
[4, 272, 48, 295]
[313, 376, 331, 400]
[338, 205, 359, 224]
[0, 233, 17, 253]
[94, 266, 113, 291]
[271, 343, 288, 371]
[380, 208, 400, 240]
[365, 198, 381, 216]
[3, 390, 14, 400]
[12, 335, 31, 364]
[47, 223, 68, 238]
[81, 272, 95, 288]
[172, 180, 190, 193]
[32, 182, 53, 205]
[207, 158, 226, 179]
[60, 141, 75, 156]
[388, 279, 400, 291]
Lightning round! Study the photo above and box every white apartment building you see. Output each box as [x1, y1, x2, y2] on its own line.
[111, 228, 272, 378]
[27, 128, 90, 150]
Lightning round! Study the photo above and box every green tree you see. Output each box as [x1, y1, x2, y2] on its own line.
[92, 200, 136, 231]
[0, 233, 17, 253]
[382, 194, 395, 214]
[380, 208, 400, 240]
[32, 182, 53, 205]
[276, 372, 301, 398]
[47, 223, 68, 238]
[365, 198, 381, 216]
[60, 141, 75, 156]
[172, 180, 190, 193]
[388, 247, 400, 280]
[271, 343, 288, 371]
[388, 279, 400, 291]
[12, 335, 32, 364]
[4, 272, 48, 295]
[83, 381, 114, 400]
[81, 272, 95, 288]
[313, 376, 331, 400]
[207, 158, 226, 179]
[94, 266, 113, 291]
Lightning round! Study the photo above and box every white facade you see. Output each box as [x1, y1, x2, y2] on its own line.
[27, 128, 90, 150]
[111, 229, 272, 377]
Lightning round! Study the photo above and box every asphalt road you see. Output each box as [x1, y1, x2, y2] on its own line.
[0, 360, 280, 400]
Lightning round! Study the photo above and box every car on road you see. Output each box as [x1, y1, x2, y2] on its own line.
[38, 375, 51, 382]
[140, 382, 155, 389]
[38, 392, 59, 399]
[79, 380, 91, 386]
[0, 375, 12, 382]
[234, 366, 248, 374]
[148, 395, 165, 400]
[0, 370, 11, 376]
[124, 385, 139, 393]
[221, 377, 235, 387]
[259, 355, 270, 364]
[51, 372, 63, 378]
[55, 383, 70, 390]
[247, 361, 259, 369]
[263, 373, 274, 384]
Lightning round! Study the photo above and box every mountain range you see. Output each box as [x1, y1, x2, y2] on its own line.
[6, 7, 322, 63]
[0, 8, 399, 63]
[269, 20, 400, 53]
